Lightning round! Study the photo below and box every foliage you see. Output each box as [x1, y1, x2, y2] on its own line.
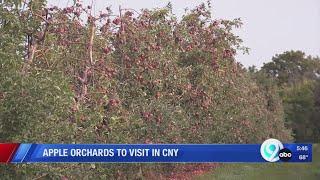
[262, 50, 320, 86]
[259, 51, 320, 142]
[282, 80, 320, 142]
[0, 1, 292, 178]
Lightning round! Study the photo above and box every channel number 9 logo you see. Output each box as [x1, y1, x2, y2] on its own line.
[260, 138, 284, 162]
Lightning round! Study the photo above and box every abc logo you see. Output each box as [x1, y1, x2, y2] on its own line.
[278, 148, 292, 161]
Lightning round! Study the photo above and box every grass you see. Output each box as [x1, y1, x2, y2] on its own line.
[196, 144, 320, 180]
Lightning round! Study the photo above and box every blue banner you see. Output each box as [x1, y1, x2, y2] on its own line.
[9, 142, 312, 163]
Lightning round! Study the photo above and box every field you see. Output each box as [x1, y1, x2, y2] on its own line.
[196, 144, 320, 180]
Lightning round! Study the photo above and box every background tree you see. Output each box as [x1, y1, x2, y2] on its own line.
[262, 50, 320, 86]
[258, 50, 320, 142]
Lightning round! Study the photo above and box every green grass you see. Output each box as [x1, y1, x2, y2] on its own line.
[196, 144, 320, 180]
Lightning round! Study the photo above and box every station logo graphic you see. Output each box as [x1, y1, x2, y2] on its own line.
[260, 138, 291, 162]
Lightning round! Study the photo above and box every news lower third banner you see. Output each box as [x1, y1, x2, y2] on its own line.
[0, 141, 312, 163]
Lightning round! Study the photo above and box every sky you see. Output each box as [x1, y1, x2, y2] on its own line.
[48, 0, 320, 68]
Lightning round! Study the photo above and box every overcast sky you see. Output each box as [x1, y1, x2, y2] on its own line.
[48, 0, 320, 68]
